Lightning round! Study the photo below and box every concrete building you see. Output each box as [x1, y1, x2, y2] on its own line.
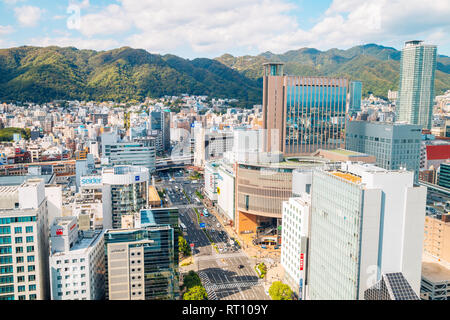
[307, 163, 427, 300]
[262, 62, 348, 156]
[49, 216, 105, 300]
[423, 213, 450, 263]
[345, 121, 422, 179]
[0, 179, 50, 300]
[438, 162, 450, 189]
[194, 128, 234, 168]
[204, 162, 220, 202]
[216, 161, 236, 225]
[397, 40, 437, 129]
[421, 253, 450, 300]
[104, 226, 178, 300]
[281, 195, 310, 300]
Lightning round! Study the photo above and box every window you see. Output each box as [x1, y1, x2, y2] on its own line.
[27, 256, 35, 263]
[26, 236, 34, 243]
[27, 246, 34, 253]
[29, 294, 36, 300]
[18, 285, 25, 292]
[17, 276, 25, 283]
[16, 257, 24, 263]
[17, 266, 24, 273]
[14, 227, 22, 234]
[29, 285, 36, 291]
[15, 237, 23, 244]
[18, 295, 26, 300]
[28, 275, 35, 282]
[25, 226, 33, 233]
[27, 265, 35, 272]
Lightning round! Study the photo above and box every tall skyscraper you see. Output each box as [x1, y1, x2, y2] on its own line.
[262, 62, 349, 156]
[349, 81, 362, 114]
[396, 40, 437, 129]
[307, 163, 426, 300]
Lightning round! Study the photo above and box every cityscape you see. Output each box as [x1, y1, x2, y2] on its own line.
[0, 0, 449, 310]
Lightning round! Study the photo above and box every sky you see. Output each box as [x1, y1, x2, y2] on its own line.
[0, 0, 449, 59]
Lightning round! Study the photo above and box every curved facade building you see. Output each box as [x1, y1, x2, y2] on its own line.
[235, 157, 330, 238]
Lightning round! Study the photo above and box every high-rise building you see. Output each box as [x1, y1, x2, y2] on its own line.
[345, 121, 422, 179]
[307, 163, 426, 300]
[101, 166, 149, 230]
[349, 81, 362, 114]
[149, 109, 171, 153]
[104, 226, 178, 300]
[396, 40, 437, 129]
[0, 179, 50, 300]
[262, 62, 349, 155]
[49, 216, 105, 300]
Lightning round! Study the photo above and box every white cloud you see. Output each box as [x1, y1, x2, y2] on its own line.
[14, 5, 45, 27]
[29, 36, 120, 51]
[24, 0, 450, 56]
[0, 25, 14, 35]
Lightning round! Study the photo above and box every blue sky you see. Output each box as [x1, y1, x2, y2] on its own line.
[0, 0, 449, 58]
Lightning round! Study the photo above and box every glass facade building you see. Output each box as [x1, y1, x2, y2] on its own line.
[397, 40, 437, 130]
[263, 63, 349, 156]
[438, 163, 450, 189]
[349, 81, 362, 113]
[104, 226, 179, 300]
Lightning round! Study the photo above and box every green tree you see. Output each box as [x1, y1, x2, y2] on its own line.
[183, 285, 208, 300]
[178, 235, 191, 257]
[183, 271, 202, 289]
[269, 281, 293, 300]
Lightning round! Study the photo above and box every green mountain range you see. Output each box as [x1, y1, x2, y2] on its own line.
[0, 46, 261, 105]
[0, 44, 449, 105]
[216, 44, 450, 99]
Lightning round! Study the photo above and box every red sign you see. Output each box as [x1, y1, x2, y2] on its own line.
[56, 229, 63, 236]
[190, 243, 195, 248]
[300, 253, 304, 271]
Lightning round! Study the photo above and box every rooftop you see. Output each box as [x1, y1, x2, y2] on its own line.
[422, 253, 450, 283]
[331, 171, 362, 184]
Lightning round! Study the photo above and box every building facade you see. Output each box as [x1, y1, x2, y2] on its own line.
[307, 163, 427, 300]
[49, 216, 105, 300]
[262, 63, 349, 156]
[0, 179, 50, 300]
[345, 121, 422, 179]
[105, 226, 178, 300]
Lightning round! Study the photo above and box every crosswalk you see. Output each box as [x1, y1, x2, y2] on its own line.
[198, 271, 218, 300]
[209, 281, 261, 290]
[198, 270, 264, 300]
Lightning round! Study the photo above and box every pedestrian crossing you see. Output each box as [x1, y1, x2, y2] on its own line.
[209, 281, 261, 290]
[198, 271, 218, 300]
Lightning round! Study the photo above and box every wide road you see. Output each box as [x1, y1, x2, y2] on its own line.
[155, 170, 269, 300]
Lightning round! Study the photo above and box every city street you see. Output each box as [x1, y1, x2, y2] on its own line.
[155, 170, 269, 300]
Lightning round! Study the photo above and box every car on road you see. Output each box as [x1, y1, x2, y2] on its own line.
[238, 265, 244, 269]
[216, 223, 220, 228]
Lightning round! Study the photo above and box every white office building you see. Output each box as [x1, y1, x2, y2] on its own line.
[216, 162, 236, 225]
[49, 216, 105, 300]
[307, 163, 427, 300]
[281, 195, 310, 300]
